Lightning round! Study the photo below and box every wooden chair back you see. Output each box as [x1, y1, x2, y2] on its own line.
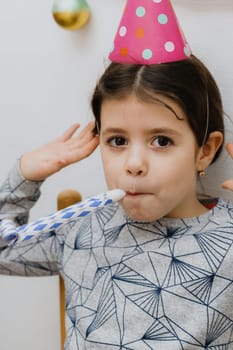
[57, 189, 82, 349]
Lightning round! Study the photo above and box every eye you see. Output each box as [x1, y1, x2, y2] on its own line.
[153, 136, 172, 148]
[108, 136, 127, 147]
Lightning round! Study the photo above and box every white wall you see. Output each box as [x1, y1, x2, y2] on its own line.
[0, 1, 233, 349]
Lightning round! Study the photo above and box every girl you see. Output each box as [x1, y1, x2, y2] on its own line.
[0, 55, 233, 349]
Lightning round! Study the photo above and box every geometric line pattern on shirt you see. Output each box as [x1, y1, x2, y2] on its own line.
[61, 207, 233, 349]
[1, 184, 233, 350]
[194, 226, 233, 272]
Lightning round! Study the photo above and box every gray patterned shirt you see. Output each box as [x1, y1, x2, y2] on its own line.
[0, 163, 233, 349]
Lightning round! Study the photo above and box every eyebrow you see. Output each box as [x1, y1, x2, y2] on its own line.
[101, 128, 127, 136]
[148, 128, 182, 136]
[101, 127, 182, 137]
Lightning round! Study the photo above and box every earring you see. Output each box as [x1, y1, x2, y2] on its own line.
[199, 170, 206, 177]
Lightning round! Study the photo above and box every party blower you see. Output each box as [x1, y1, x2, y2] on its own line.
[52, 0, 91, 30]
[0, 189, 126, 242]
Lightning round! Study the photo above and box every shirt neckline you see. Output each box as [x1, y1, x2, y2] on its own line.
[118, 198, 228, 228]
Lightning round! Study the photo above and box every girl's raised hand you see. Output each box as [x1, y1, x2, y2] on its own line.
[20, 121, 99, 181]
[221, 143, 233, 191]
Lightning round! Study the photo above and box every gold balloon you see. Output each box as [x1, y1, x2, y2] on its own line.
[52, 0, 90, 30]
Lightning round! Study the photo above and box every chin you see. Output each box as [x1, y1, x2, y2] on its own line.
[124, 207, 157, 223]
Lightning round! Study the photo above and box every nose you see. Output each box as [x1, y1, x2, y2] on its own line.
[125, 146, 148, 177]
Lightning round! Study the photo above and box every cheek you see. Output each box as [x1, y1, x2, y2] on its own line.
[100, 152, 119, 187]
[155, 154, 197, 185]
[103, 166, 119, 189]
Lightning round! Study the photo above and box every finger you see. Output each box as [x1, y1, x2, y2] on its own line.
[57, 123, 81, 142]
[69, 135, 99, 162]
[76, 135, 99, 160]
[226, 143, 233, 159]
[74, 121, 96, 141]
[221, 179, 233, 191]
[70, 121, 97, 148]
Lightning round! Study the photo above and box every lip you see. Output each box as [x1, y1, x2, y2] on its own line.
[125, 191, 147, 197]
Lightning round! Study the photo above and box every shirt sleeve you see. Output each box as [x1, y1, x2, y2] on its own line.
[0, 231, 62, 276]
[0, 160, 43, 225]
[0, 161, 62, 276]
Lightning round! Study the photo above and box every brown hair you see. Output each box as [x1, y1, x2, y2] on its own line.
[91, 55, 224, 163]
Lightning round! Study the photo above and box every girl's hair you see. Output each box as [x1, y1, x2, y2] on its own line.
[91, 55, 224, 163]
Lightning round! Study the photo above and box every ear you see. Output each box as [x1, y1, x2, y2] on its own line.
[196, 131, 223, 172]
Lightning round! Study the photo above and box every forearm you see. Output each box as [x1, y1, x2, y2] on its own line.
[0, 160, 43, 225]
[0, 233, 61, 276]
[0, 161, 61, 276]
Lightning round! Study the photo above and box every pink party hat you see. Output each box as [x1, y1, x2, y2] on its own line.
[109, 0, 191, 64]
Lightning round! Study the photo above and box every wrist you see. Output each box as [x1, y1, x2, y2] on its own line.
[19, 154, 45, 182]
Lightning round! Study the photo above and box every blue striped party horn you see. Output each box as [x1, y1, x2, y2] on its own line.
[0, 189, 125, 242]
